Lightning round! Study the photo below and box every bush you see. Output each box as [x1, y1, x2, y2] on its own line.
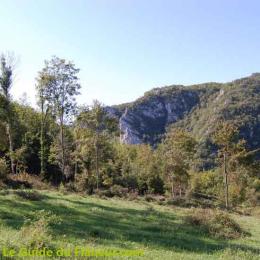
[127, 191, 138, 201]
[144, 194, 156, 202]
[252, 178, 260, 192]
[14, 190, 45, 201]
[19, 210, 59, 249]
[110, 185, 128, 197]
[95, 189, 112, 198]
[0, 210, 60, 250]
[243, 188, 259, 207]
[75, 173, 96, 194]
[185, 208, 247, 239]
[190, 170, 222, 198]
[58, 183, 67, 194]
[148, 174, 165, 195]
[95, 185, 128, 198]
[8, 172, 49, 189]
[0, 158, 8, 180]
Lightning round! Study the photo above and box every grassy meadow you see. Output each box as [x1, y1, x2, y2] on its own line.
[0, 190, 259, 259]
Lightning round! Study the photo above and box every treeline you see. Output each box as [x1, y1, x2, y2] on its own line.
[0, 54, 259, 209]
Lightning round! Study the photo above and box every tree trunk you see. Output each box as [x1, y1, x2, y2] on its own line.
[224, 153, 229, 209]
[74, 161, 77, 176]
[179, 184, 182, 197]
[95, 135, 99, 191]
[40, 99, 45, 176]
[60, 114, 65, 183]
[170, 176, 174, 199]
[6, 122, 15, 174]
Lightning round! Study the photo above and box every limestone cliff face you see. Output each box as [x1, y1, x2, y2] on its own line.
[107, 73, 260, 158]
[109, 86, 210, 145]
[107, 74, 260, 169]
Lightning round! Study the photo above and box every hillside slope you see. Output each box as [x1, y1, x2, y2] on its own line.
[108, 73, 260, 168]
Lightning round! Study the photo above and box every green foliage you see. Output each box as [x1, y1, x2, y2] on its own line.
[148, 173, 165, 194]
[0, 54, 16, 174]
[190, 170, 222, 198]
[0, 158, 7, 180]
[185, 209, 247, 239]
[73, 101, 118, 191]
[212, 121, 258, 208]
[36, 56, 81, 180]
[159, 128, 197, 197]
[252, 178, 260, 192]
[14, 190, 45, 201]
[0, 210, 59, 251]
[0, 54, 259, 210]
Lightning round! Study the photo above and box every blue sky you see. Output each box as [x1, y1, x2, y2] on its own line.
[0, 0, 259, 107]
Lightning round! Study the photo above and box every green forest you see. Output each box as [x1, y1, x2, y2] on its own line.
[0, 54, 260, 259]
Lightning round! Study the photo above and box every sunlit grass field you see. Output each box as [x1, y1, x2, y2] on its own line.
[0, 190, 259, 259]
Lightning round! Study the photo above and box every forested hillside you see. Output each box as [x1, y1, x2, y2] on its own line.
[108, 73, 260, 171]
[0, 54, 260, 259]
[0, 54, 259, 208]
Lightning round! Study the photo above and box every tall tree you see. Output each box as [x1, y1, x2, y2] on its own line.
[160, 128, 196, 198]
[74, 100, 118, 190]
[38, 56, 81, 180]
[0, 54, 15, 174]
[36, 72, 52, 176]
[213, 121, 253, 209]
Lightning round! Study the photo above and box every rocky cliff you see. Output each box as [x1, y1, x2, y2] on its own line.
[107, 73, 260, 168]
[107, 84, 220, 144]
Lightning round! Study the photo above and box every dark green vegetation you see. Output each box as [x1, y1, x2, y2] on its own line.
[0, 190, 260, 260]
[0, 54, 260, 258]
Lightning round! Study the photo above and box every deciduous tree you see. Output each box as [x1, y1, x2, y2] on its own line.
[37, 57, 81, 181]
[0, 54, 15, 174]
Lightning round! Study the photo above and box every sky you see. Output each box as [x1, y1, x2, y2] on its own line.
[0, 0, 259, 107]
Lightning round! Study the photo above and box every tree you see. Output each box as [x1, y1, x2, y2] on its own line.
[37, 56, 81, 181]
[213, 121, 253, 209]
[74, 100, 118, 190]
[160, 128, 196, 198]
[36, 71, 52, 176]
[0, 54, 15, 174]
[127, 144, 164, 195]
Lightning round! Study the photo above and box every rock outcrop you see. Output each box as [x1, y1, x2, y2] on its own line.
[107, 74, 260, 157]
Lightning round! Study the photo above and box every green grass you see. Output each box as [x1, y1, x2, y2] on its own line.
[0, 190, 259, 259]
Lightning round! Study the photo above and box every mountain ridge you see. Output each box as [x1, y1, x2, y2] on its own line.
[106, 73, 260, 169]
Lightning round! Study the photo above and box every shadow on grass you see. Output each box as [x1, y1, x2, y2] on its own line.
[0, 194, 259, 256]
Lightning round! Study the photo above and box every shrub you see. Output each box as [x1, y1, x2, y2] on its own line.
[148, 174, 165, 195]
[95, 189, 112, 198]
[109, 185, 128, 197]
[9, 172, 49, 189]
[185, 208, 247, 239]
[75, 173, 96, 194]
[190, 170, 222, 198]
[95, 185, 128, 198]
[64, 182, 77, 192]
[0, 158, 8, 180]
[243, 188, 259, 207]
[109, 185, 122, 197]
[154, 195, 166, 205]
[127, 191, 138, 201]
[58, 183, 68, 194]
[252, 178, 260, 192]
[144, 194, 156, 202]
[21, 210, 60, 249]
[14, 190, 45, 201]
[0, 210, 60, 251]
[167, 197, 187, 206]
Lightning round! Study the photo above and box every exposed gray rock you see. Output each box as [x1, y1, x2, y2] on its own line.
[108, 88, 202, 145]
